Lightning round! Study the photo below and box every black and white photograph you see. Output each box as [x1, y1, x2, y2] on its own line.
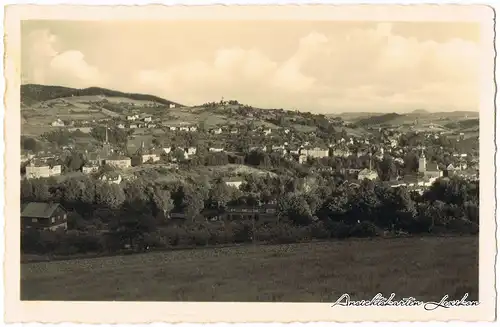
[4, 3, 496, 323]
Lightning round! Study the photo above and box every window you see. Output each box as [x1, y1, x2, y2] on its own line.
[51, 217, 55, 223]
[31, 218, 37, 223]
[64, 214, 67, 219]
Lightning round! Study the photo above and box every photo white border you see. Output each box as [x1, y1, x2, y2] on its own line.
[2, 2, 497, 323]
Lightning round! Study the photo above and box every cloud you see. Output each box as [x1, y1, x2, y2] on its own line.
[135, 23, 479, 111]
[23, 29, 106, 88]
[23, 23, 480, 112]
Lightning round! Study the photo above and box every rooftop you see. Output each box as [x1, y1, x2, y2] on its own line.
[21, 202, 65, 219]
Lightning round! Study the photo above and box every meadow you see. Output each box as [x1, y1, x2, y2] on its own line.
[21, 236, 478, 302]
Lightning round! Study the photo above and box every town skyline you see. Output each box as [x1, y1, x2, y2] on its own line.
[21, 20, 480, 114]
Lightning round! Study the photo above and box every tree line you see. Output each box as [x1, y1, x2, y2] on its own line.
[21, 171, 479, 258]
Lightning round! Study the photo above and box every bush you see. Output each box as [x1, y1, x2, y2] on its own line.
[349, 221, 381, 238]
[326, 221, 351, 239]
[233, 222, 253, 243]
[446, 218, 479, 235]
[310, 221, 330, 239]
[190, 228, 211, 246]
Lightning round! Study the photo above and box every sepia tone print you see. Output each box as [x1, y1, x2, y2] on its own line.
[4, 4, 496, 323]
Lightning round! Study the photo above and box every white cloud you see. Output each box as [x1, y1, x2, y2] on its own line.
[23, 29, 106, 88]
[24, 24, 480, 112]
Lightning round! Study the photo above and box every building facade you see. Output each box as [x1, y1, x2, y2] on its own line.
[21, 202, 68, 231]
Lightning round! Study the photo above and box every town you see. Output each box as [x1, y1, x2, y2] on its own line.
[20, 85, 479, 257]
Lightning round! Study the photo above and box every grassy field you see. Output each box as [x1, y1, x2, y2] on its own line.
[21, 236, 478, 302]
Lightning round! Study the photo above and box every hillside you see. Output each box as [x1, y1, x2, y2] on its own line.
[21, 84, 182, 107]
[355, 113, 402, 126]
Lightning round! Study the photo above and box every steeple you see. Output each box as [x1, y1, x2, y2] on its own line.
[418, 148, 426, 173]
[105, 126, 108, 144]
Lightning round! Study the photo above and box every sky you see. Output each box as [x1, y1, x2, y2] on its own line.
[21, 20, 480, 113]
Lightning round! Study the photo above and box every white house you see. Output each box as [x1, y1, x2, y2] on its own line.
[51, 119, 65, 127]
[358, 169, 379, 181]
[224, 178, 244, 189]
[169, 103, 176, 109]
[141, 153, 161, 163]
[100, 172, 122, 184]
[185, 147, 197, 157]
[189, 126, 197, 132]
[209, 147, 224, 153]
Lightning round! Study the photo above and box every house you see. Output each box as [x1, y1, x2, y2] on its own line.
[86, 152, 102, 166]
[424, 162, 443, 179]
[169, 126, 177, 131]
[451, 169, 479, 181]
[185, 147, 197, 157]
[331, 149, 352, 158]
[141, 153, 161, 163]
[179, 126, 190, 132]
[357, 169, 379, 181]
[82, 164, 99, 174]
[21, 202, 68, 231]
[143, 116, 152, 122]
[211, 128, 222, 135]
[301, 148, 329, 159]
[163, 147, 173, 155]
[51, 119, 65, 127]
[100, 172, 122, 184]
[298, 154, 307, 164]
[127, 115, 139, 121]
[224, 203, 277, 222]
[129, 124, 138, 129]
[263, 128, 272, 136]
[230, 129, 238, 134]
[189, 126, 197, 132]
[147, 124, 157, 128]
[103, 155, 132, 169]
[25, 161, 62, 179]
[209, 147, 224, 153]
[21, 153, 35, 164]
[169, 103, 176, 109]
[224, 177, 244, 189]
[117, 123, 125, 129]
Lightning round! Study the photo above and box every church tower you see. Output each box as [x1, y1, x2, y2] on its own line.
[418, 149, 426, 173]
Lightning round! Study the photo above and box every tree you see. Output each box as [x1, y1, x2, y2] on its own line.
[65, 152, 85, 172]
[22, 137, 41, 152]
[171, 148, 186, 162]
[278, 193, 313, 226]
[209, 181, 232, 210]
[95, 182, 126, 209]
[403, 152, 419, 174]
[378, 156, 398, 181]
[151, 187, 174, 218]
[111, 199, 158, 248]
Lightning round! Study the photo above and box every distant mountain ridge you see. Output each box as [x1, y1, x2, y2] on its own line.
[21, 84, 182, 107]
[355, 113, 402, 126]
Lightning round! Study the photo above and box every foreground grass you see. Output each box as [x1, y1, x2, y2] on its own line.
[21, 236, 478, 302]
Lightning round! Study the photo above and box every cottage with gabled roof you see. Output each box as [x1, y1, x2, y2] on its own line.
[100, 171, 122, 184]
[21, 202, 68, 231]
